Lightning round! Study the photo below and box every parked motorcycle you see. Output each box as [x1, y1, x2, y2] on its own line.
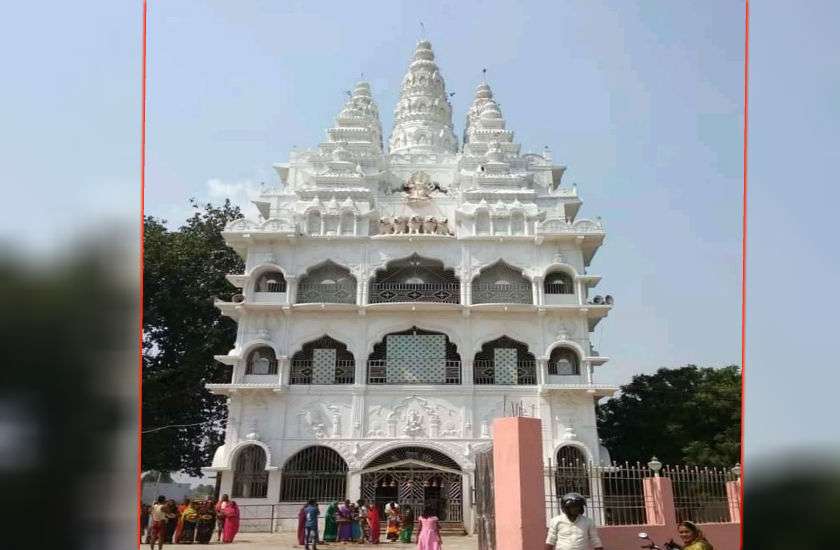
[638, 531, 682, 550]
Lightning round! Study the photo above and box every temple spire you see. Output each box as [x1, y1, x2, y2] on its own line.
[388, 40, 458, 155]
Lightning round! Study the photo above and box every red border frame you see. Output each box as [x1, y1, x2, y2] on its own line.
[137, 1, 751, 544]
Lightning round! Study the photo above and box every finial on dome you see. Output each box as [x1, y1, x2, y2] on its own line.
[482, 67, 487, 83]
[420, 21, 426, 39]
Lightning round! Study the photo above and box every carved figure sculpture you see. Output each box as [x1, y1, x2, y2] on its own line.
[379, 217, 394, 235]
[403, 410, 424, 437]
[436, 218, 451, 235]
[422, 216, 437, 234]
[408, 215, 423, 234]
[393, 216, 408, 234]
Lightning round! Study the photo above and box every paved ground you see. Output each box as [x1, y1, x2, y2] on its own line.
[160, 532, 478, 549]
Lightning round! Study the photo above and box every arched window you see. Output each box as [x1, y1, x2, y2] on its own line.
[471, 261, 532, 304]
[554, 446, 589, 499]
[339, 211, 355, 235]
[548, 347, 579, 375]
[232, 445, 269, 498]
[290, 335, 355, 384]
[544, 271, 574, 295]
[493, 215, 509, 235]
[246, 346, 278, 375]
[256, 270, 286, 293]
[307, 211, 321, 235]
[367, 326, 461, 385]
[369, 254, 459, 304]
[475, 210, 490, 235]
[510, 211, 525, 235]
[323, 214, 339, 235]
[473, 336, 536, 385]
[280, 446, 348, 502]
[297, 261, 357, 304]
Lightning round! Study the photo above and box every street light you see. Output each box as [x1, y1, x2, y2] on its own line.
[731, 463, 741, 478]
[647, 456, 662, 477]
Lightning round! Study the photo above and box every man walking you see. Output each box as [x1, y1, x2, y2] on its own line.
[304, 499, 320, 550]
[545, 493, 604, 550]
[149, 495, 168, 550]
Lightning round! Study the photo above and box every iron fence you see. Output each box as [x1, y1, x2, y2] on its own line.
[471, 282, 533, 304]
[545, 461, 740, 526]
[289, 359, 355, 384]
[473, 360, 537, 385]
[664, 465, 739, 523]
[367, 359, 461, 384]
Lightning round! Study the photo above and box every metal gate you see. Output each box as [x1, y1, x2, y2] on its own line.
[474, 446, 495, 550]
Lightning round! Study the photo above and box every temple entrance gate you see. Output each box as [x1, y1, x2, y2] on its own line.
[360, 447, 464, 527]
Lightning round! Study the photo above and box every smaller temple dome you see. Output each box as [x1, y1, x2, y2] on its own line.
[475, 83, 493, 99]
[479, 101, 503, 120]
[354, 81, 372, 97]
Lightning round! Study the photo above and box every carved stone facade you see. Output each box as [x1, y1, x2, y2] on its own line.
[205, 40, 617, 533]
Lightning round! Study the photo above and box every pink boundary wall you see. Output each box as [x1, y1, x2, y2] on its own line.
[491, 418, 742, 550]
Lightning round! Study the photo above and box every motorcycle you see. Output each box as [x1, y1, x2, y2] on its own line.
[638, 531, 682, 550]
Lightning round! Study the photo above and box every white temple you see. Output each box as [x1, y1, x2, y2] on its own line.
[205, 40, 616, 532]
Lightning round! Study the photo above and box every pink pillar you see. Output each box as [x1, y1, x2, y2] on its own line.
[725, 480, 741, 523]
[642, 476, 677, 526]
[492, 417, 546, 550]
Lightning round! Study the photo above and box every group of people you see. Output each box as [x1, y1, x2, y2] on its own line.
[142, 494, 241, 548]
[297, 499, 442, 549]
[545, 492, 714, 550]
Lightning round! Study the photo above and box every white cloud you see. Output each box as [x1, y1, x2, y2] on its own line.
[205, 178, 263, 221]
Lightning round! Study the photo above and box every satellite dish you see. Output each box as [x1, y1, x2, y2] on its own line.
[232, 294, 245, 303]
[593, 295, 604, 305]
[605, 295, 614, 305]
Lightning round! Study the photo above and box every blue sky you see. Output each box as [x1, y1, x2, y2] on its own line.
[2, 1, 836, 463]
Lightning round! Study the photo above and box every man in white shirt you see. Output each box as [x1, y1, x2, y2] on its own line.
[149, 495, 168, 550]
[545, 492, 604, 550]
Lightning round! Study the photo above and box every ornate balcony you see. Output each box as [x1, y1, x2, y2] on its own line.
[368, 254, 460, 304]
[369, 282, 459, 304]
[473, 360, 537, 385]
[471, 261, 533, 305]
[290, 359, 355, 385]
[296, 261, 357, 304]
[367, 359, 462, 385]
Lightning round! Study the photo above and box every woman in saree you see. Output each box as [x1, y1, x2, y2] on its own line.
[337, 499, 354, 542]
[385, 502, 401, 542]
[221, 500, 241, 543]
[399, 506, 415, 543]
[297, 504, 307, 546]
[677, 521, 714, 550]
[194, 499, 216, 544]
[367, 502, 381, 544]
[172, 497, 190, 543]
[350, 502, 362, 542]
[179, 501, 199, 544]
[163, 499, 178, 543]
[215, 494, 229, 542]
[323, 501, 339, 542]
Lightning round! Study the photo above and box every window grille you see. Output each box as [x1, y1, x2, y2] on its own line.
[256, 271, 286, 293]
[548, 347, 579, 375]
[367, 326, 461, 384]
[369, 254, 460, 304]
[280, 446, 349, 502]
[544, 271, 573, 295]
[245, 346, 278, 375]
[471, 262, 532, 304]
[290, 335, 355, 384]
[297, 262, 357, 304]
[232, 445, 269, 498]
[473, 336, 537, 385]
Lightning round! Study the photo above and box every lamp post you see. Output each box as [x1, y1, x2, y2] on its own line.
[647, 456, 662, 477]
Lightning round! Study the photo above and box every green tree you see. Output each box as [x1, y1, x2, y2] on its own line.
[142, 200, 244, 476]
[597, 365, 741, 467]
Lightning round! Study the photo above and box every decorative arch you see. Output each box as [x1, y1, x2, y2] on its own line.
[544, 268, 574, 295]
[297, 260, 357, 304]
[473, 336, 536, 385]
[544, 339, 587, 361]
[226, 439, 276, 470]
[471, 260, 533, 304]
[246, 263, 290, 294]
[280, 445, 349, 502]
[547, 346, 581, 376]
[289, 334, 355, 384]
[243, 344, 278, 375]
[359, 441, 470, 471]
[369, 253, 460, 304]
[366, 326, 462, 385]
[231, 444, 270, 498]
[365, 321, 464, 357]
